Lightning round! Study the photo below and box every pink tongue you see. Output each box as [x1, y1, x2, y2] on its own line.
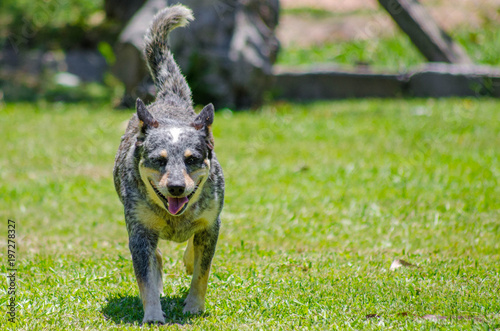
[167, 196, 189, 215]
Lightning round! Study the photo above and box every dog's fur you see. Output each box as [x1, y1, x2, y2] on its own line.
[113, 5, 224, 324]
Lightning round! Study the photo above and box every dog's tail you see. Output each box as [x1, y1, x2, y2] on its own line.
[144, 5, 194, 103]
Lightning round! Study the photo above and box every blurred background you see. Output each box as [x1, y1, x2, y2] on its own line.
[0, 0, 499, 109]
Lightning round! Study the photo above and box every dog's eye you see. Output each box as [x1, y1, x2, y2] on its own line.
[153, 158, 167, 167]
[185, 156, 200, 166]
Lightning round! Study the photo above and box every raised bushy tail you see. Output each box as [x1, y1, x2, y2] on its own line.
[144, 5, 194, 103]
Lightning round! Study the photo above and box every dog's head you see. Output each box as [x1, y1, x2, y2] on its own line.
[135, 98, 215, 216]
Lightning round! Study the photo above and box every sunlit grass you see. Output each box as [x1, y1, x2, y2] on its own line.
[278, 28, 500, 69]
[0, 99, 499, 329]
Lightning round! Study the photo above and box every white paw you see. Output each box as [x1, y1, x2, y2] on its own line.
[142, 310, 166, 325]
[183, 295, 205, 315]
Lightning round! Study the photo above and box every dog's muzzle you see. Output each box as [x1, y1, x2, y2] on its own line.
[150, 180, 199, 216]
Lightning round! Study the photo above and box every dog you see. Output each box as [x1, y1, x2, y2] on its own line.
[113, 5, 224, 324]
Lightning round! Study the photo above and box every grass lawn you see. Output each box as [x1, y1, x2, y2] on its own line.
[1, 98, 499, 330]
[277, 27, 500, 70]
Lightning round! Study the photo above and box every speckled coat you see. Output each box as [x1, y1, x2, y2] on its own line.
[112, 5, 224, 324]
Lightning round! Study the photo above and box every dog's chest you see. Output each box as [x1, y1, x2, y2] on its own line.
[134, 202, 214, 242]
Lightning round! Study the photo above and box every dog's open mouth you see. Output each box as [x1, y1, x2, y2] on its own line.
[149, 180, 198, 215]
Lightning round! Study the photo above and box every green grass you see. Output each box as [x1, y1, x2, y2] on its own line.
[0, 98, 499, 329]
[281, 7, 377, 19]
[277, 36, 425, 71]
[278, 28, 500, 70]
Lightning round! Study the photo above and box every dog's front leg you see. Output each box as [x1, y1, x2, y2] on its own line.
[183, 218, 220, 314]
[128, 221, 165, 324]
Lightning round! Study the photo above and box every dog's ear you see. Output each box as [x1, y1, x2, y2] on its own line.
[192, 103, 215, 150]
[136, 98, 158, 130]
[135, 98, 158, 147]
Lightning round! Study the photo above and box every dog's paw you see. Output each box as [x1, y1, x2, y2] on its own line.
[142, 311, 166, 325]
[183, 295, 205, 315]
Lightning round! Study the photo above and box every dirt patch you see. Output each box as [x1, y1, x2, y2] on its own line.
[280, 0, 378, 12]
[278, 0, 500, 47]
[277, 11, 395, 47]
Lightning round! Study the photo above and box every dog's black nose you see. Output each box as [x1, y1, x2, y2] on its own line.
[167, 185, 185, 196]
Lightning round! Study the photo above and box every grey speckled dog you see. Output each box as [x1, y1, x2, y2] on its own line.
[113, 5, 224, 324]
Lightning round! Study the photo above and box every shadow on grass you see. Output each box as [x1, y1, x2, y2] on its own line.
[102, 290, 199, 326]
